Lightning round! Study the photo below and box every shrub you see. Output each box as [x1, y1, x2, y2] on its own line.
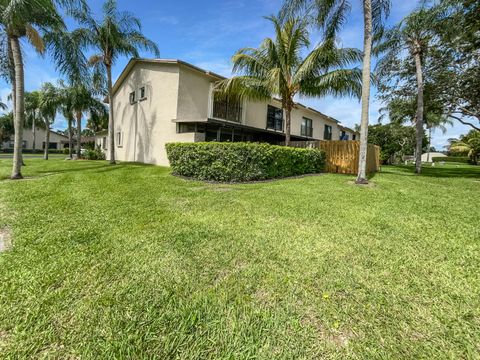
[83, 146, 106, 160]
[432, 156, 470, 164]
[166, 142, 325, 182]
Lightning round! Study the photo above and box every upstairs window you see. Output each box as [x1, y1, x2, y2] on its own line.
[340, 130, 349, 140]
[324, 124, 332, 140]
[129, 91, 136, 104]
[212, 92, 242, 122]
[352, 134, 356, 140]
[266, 105, 283, 131]
[140, 86, 146, 100]
[301, 117, 313, 137]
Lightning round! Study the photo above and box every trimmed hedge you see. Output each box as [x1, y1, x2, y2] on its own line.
[433, 156, 470, 164]
[166, 142, 326, 182]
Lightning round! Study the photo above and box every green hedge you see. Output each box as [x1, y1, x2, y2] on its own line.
[166, 142, 326, 182]
[432, 156, 470, 163]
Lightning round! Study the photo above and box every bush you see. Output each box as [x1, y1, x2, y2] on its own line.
[433, 156, 470, 164]
[83, 146, 106, 160]
[166, 142, 325, 182]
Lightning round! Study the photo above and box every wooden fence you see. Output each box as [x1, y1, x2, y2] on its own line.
[287, 140, 380, 174]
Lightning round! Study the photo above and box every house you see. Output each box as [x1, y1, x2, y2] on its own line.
[2, 127, 68, 151]
[101, 58, 360, 166]
[338, 125, 358, 140]
[421, 152, 446, 163]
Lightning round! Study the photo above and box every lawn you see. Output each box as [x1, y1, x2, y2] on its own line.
[0, 159, 479, 359]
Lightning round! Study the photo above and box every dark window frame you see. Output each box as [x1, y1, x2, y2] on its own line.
[139, 86, 146, 100]
[266, 105, 283, 131]
[301, 117, 313, 137]
[129, 91, 136, 104]
[324, 124, 332, 140]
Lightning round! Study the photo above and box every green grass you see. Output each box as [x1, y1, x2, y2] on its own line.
[0, 159, 479, 359]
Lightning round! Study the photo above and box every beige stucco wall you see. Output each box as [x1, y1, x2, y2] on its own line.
[2, 127, 67, 150]
[177, 66, 211, 121]
[111, 62, 194, 166]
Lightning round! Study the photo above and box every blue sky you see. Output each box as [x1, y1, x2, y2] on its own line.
[0, 0, 472, 149]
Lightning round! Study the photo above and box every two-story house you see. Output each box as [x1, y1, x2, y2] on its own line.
[98, 58, 359, 166]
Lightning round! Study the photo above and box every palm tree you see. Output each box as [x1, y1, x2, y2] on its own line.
[449, 130, 480, 165]
[72, 0, 159, 164]
[59, 81, 107, 158]
[0, 0, 68, 178]
[217, 16, 362, 146]
[38, 82, 60, 160]
[281, 0, 390, 183]
[24, 91, 42, 153]
[375, 6, 445, 174]
[424, 115, 452, 162]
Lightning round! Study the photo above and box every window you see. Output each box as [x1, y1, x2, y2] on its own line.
[266, 105, 283, 131]
[129, 91, 136, 104]
[352, 134, 356, 140]
[116, 132, 123, 147]
[140, 86, 146, 100]
[102, 137, 107, 150]
[177, 123, 196, 133]
[340, 130, 349, 140]
[324, 124, 332, 140]
[8, 140, 14, 148]
[22, 140, 27, 149]
[301, 117, 313, 137]
[212, 92, 242, 122]
[42, 142, 58, 149]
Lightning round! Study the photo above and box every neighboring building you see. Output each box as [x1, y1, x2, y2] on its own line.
[1, 127, 68, 151]
[338, 125, 358, 140]
[421, 152, 447, 163]
[104, 58, 360, 166]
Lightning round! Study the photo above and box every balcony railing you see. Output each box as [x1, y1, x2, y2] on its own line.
[212, 93, 242, 123]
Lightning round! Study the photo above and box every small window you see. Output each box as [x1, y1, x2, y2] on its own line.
[140, 86, 146, 100]
[8, 140, 14, 148]
[129, 91, 136, 104]
[301, 117, 313, 137]
[116, 132, 123, 147]
[352, 134, 356, 140]
[266, 105, 283, 131]
[340, 130, 347, 140]
[177, 123, 197, 133]
[22, 140, 27, 149]
[324, 125, 332, 140]
[102, 136, 107, 150]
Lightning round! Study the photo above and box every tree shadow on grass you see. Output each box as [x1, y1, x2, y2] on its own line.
[383, 165, 480, 179]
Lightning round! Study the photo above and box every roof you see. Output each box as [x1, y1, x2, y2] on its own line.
[338, 124, 359, 134]
[109, 58, 344, 124]
[108, 58, 225, 100]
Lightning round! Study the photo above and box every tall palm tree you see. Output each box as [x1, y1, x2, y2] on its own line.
[38, 82, 60, 160]
[281, 0, 390, 183]
[59, 81, 107, 158]
[218, 16, 362, 146]
[24, 91, 42, 153]
[72, 0, 159, 164]
[375, 6, 444, 174]
[0, 0, 68, 178]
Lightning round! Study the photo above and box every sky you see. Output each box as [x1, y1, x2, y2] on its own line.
[0, 0, 473, 149]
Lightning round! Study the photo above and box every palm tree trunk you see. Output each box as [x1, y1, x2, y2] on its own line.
[285, 106, 292, 146]
[414, 50, 424, 174]
[32, 115, 36, 153]
[427, 127, 431, 162]
[68, 117, 73, 159]
[44, 120, 50, 160]
[9, 35, 24, 179]
[355, 0, 373, 185]
[106, 64, 116, 164]
[76, 110, 82, 158]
